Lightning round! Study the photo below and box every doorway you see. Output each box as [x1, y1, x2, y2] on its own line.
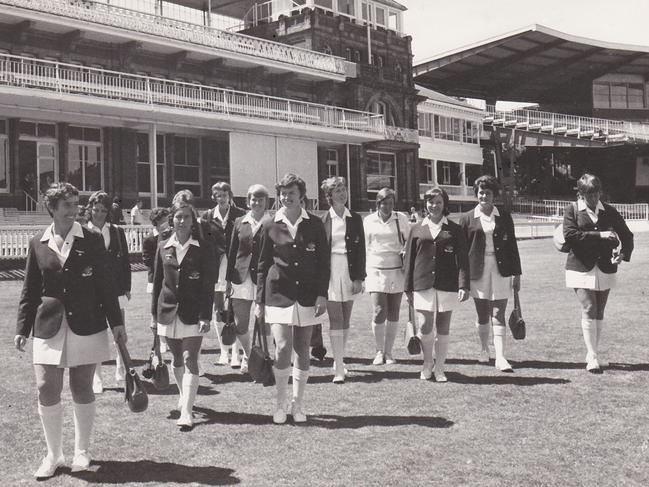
[18, 140, 58, 209]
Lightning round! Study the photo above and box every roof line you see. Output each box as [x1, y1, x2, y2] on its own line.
[414, 23, 649, 74]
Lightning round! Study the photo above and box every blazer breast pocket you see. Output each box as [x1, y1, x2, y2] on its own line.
[305, 242, 317, 252]
[81, 265, 94, 277]
[188, 270, 201, 280]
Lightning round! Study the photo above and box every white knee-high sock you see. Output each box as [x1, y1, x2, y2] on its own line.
[72, 402, 95, 458]
[372, 320, 386, 352]
[38, 402, 63, 461]
[581, 318, 598, 360]
[215, 320, 231, 355]
[273, 367, 291, 410]
[114, 345, 125, 380]
[419, 332, 434, 367]
[342, 328, 350, 355]
[493, 325, 507, 362]
[329, 329, 345, 375]
[596, 319, 604, 349]
[180, 373, 199, 419]
[476, 322, 490, 351]
[434, 334, 450, 373]
[384, 321, 399, 356]
[292, 367, 310, 408]
[173, 366, 185, 409]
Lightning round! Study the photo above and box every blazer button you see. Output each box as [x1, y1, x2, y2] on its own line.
[295, 280, 299, 285]
[293, 244, 297, 248]
[67, 311, 72, 316]
[294, 262, 299, 266]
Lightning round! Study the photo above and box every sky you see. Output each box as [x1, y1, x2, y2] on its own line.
[400, 0, 649, 63]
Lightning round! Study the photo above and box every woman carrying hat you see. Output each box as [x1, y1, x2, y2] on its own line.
[404, 187, 469, 381]
[320, 176, 365, 383]
[458, 175, 522, 372]
[563, 173, 633, 373]
[363, 187, 410, 365]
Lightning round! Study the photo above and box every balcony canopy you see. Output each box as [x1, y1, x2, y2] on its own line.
[413, 24, 649, 103]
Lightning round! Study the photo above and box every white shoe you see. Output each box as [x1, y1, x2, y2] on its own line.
[230, 351, 241, 368]
[273, 406, 287, 424]
[92, 377, 103, 394]
[240, 357, 249, 374]
[372, 351, 384, 365]
[291, 402, 307, 423]
[34, 456, 65, 479]
[384, 354, 397, 365]
[332, 373, 345, 384]
[217, 352, 229, 365]
[495, 358, 513, 372]
[433, 369, 448, 383]
[478, 350, 490, 364]
[586, 356, 602, 374]
[71, 452, 91, 473]
[420, 363, 433, 380]
[177, 412, 194, 429]
[331, 365, 349, 375]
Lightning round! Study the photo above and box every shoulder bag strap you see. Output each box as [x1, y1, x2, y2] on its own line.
[394, 214, 405, 245]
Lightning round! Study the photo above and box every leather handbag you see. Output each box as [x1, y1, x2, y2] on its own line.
[508, 289, 526, 340]
[220, 298, 237, 346]
[152, 334, 170, 391]
[142, 335, 156, 379]
[116, 337, 148, 413]
[33, 296, 65, 339]
[405, 298, 421, 355]
[248, 317, 275, 387]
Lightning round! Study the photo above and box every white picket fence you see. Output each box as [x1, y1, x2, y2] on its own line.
[0, 225, 152, 258]
[511, 199, 649, 221]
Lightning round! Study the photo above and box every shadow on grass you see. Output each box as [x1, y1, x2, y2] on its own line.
[189, 406, 453, 430]
[203, 372, 253, 385]
[446, 372, 570, 386]
[308, 370, 415, 384]
[69, 459, 239, 485]
[511, 360, 649, 372]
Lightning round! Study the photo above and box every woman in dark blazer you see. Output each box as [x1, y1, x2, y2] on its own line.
[320, 176, 365, 384]
[201, 181, 246, 367]
[255, 173, 330, 424]
[14, 183, 125, 478]
[85, 191, 131, 393]
[563, 173, 633, 373]
[458, 175, 521, 372]
[225, 184, 271, 374]
[404, 187, 469, 382]
[152, 194, 216, 430]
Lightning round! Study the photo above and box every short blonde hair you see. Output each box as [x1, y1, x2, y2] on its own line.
[375, 187, 396, 209]
[320, 176, 346, 202]
[247, 184, 270, 202]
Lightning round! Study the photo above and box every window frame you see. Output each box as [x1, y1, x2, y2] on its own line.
[366, 150, 396, 198]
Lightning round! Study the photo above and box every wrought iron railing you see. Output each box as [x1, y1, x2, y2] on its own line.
[0, 54, 385, 136]
[0, 0, 352, 77]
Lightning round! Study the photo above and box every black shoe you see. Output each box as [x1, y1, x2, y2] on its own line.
[311, 345, 327, 361]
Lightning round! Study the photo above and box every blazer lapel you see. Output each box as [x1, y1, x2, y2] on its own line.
[324, 213, 332, 246]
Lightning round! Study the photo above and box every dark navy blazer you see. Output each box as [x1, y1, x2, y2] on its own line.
[142, 228, 171, 285]
[256, 211, 330, 307]
[322, 209, 367, 282]
[563, 202, 633, 273]
[151, 236, 216, 325]
[226, 214, 269, 285]
[404, 218, 470, 293]
[458, 207, 522, 279]
[16, 225, 123, 338]
[201, 205, 246, 266]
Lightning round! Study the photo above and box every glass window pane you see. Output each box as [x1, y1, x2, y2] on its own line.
[85, 147, 101, 192]
[0, 139, 7, 189]
[156, 134, 165, 163]
[187, 138, 199, 165]
[628, 84, 644, 109]
[137, 163, 151, 194]
[592, 83, 610, 108]
[380, 160, 394, 176]
[175, 165, 199, 182]
[375, 7, 385, 25]
[19, 121, 36, 136]
[0, 120, 6, 135]
[137, 133, 149, 162]
[337, 0, 354, 15]
[157, 163, 165, 194]
[174, 137, 186, 165]
[69, 126, 84, 140]
[38, 144, 55, 158]
[85, 128, 101, 142]
[610, 84, 627, 108]
[315, 0, 333, 9]
[38, 123, 56, 138]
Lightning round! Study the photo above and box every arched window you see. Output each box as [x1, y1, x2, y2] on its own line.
[345, 48, 352, 61]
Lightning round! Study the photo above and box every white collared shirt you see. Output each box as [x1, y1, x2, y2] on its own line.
[41, 221, 84, 266]
[213, 205, 230, 227]
[422, 216, 448, 240]
[329, 207, 351, 254]
[363, 211, 410, 268]
[164, 233, 200, 265]
[87, 221, 111, 250]
[274, 207, 309, 240]
[474, 205, 500, 252]
[577, 198, 604, 224]
[242, 211, 264, 237]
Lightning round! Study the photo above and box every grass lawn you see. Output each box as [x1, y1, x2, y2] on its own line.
[1, 235, 648, 486]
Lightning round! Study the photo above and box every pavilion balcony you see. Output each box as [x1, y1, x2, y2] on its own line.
[0, 54, 384, 141]
[484, 105, 649, 145]
[384, 125, 419, 144]
[0, 0, 355, 80]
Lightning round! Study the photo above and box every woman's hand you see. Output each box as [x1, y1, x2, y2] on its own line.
[314, 296, 327, 317]
[458, 288, 469, 302]
[512, 275, 521, 293]
[611, 252, 623, 265]
[198, 320, 211, 334]
[352, 280, 363, 295]
[14, 335, 26, 352]
[149, 316, 157, 330]
[599, 231, 617, 240]
[112, 325, 127, 344]
[254, 303, 264, 320]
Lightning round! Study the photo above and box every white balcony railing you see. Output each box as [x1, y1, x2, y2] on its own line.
[484, 105, 649, 144]
[0, 0, 352, 78]
[385, 125, 419, 144]
[0, 54, 385, 136]
[511, 198, 649, 221]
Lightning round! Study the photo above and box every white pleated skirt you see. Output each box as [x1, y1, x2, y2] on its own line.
[33, 315, 110, 368]
[328, 253, 357, 302]
[214, 255, 228, 292]
[414, 287, 459, 313]
[157, 316, 206, 339]
[566, 264, 616, 291]
[470, 254, 512, 301]
[231, 274, 256, 301]
[365, 267, 405, 294]
[265, 303, 326, 327]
